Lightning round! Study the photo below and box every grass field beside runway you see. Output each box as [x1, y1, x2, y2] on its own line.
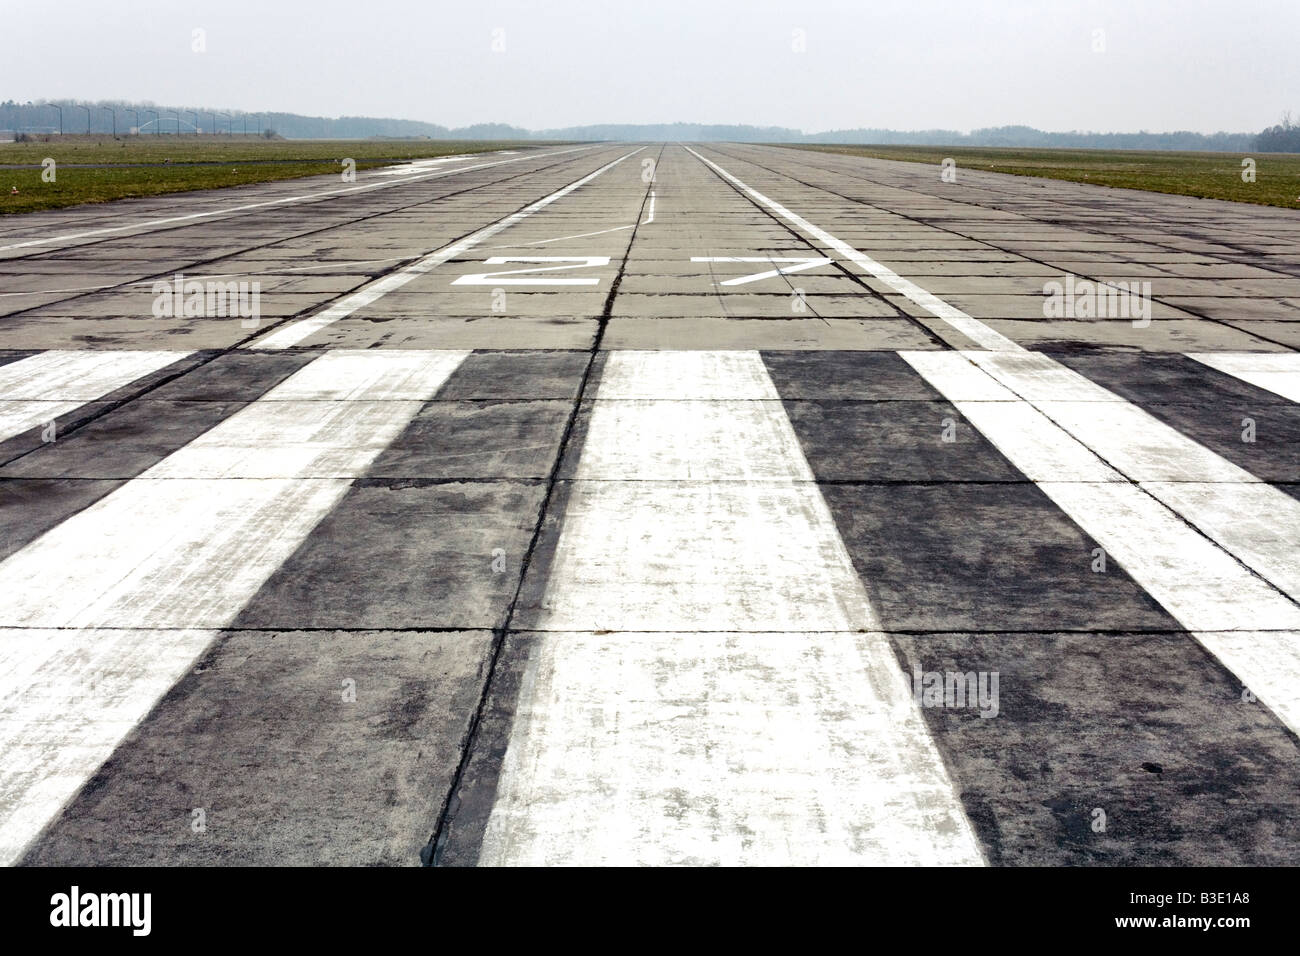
[783, 143, 1300, 209]
[0, 138, 562, 214]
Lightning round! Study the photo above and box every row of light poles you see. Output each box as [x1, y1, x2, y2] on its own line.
[36, 105, 264, 136]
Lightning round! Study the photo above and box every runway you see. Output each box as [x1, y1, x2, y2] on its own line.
[2, 142, 1299, 865]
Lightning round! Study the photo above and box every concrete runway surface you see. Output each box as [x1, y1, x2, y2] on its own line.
[2, 142, 1300, 866]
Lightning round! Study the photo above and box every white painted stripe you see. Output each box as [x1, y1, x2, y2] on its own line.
[903, 350, 1300, 734]
[674, 149, 1300, 742]
[641, 190, 656, 224]
[1191, 631, 1300, 737]
[248, 148, 645, 349]
[0, 626, 221, 866]
[1186, 352, 1300, 404]
[0, 350, 190, 442]
[683, 146, 1022, 352]
[508, 224, 634, 247]
[0, 146, 601, 254]
[691, 256, 834, 287]
[479, 350, 983, 866]
[0, 349, 468, 864]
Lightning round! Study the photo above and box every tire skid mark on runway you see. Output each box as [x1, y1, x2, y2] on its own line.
[0, 349, 468, 865]
[477, 350, 985, 866]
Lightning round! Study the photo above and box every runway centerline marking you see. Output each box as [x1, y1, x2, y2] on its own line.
[247, 147, 645, 349]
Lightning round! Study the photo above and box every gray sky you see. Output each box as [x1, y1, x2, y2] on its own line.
[5, 0, 1297, 132]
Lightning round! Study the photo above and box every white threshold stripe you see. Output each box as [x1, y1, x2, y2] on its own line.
[248, 147, 646, 349]
[0, 145, 602, 255]
[0, 349, 468, 865]
[677, 147, 1300, 728]
[1186, 352, 1300, 404]
[683, 146, 1021, 352]
[0, 350, 191, 443]
[479, 350, 983, 866]
[901, 350, 1300, 734]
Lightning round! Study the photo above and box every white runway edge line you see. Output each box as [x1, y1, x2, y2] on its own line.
[0, 145, 601, 254]
[684, 146, 1020, 351]
[478, 351, 984, 866]
[901, 350, 1300, 735]
[248, 147, 646, 349]
[0, 350, 190, 443]
[1186, 352, 1300, 404]
[0, 349, 469, 865]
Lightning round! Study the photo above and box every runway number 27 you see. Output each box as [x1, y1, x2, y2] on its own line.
[451, 256, 612, 286]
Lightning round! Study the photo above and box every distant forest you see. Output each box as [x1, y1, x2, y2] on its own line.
[3, 99, 1298, 151]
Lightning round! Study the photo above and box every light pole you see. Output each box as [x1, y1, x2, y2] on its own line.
[144, 110, 159, 135]
[126, 109, 138, 134]
[188, 110, 199, 135]
[49, 104, 62, 135]
[75, 104, 90, 133]
[101, 107, 116, 137]
[171, 109, 181, 135]
[215, 111, 230, 136]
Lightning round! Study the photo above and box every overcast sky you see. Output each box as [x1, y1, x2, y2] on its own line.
[4, 0, 1296, 132]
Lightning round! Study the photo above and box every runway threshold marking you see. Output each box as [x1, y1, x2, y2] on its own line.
[0, 350, 191, 443]
[0, 145, 603, 255]
[477, 350, 985, 865]
[901, 350, 1300, 734]
[247, 147, 646, 349]
[683, 145, 1300, 731]
[1185, 352, 1300, 404]
[0, 349, 470, 865]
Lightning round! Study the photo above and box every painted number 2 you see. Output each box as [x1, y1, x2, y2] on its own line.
[451, 256, 612, 286]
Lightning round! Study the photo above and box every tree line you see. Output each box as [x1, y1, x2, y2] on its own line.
[3, 100, 1297, 152]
